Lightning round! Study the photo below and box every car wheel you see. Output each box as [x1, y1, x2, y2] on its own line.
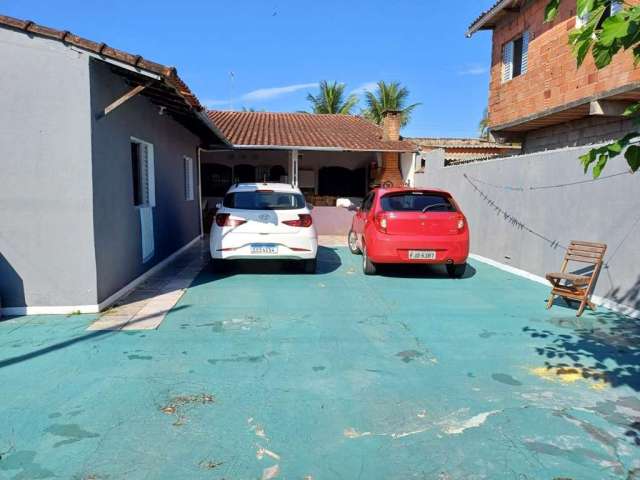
[362, 245, 377, 275]
[446, 263, 466, 278]
[303, 258, 317, 274]
[348, 230, 361, 254]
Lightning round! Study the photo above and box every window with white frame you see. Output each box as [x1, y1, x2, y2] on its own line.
[502, 31, 530, 83]
[130, 139, 155, 207]
[184, 156, 194, 201]
[576, 0, 622, 27]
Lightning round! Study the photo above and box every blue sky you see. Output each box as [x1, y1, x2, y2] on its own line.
[2, 0, 494, 138]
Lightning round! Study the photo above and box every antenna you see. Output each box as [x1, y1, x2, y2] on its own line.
[229, 71, 235, 111]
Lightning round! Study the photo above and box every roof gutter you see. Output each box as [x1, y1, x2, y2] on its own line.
[228, 144, 417, 153]
[466, 0, 513, 37]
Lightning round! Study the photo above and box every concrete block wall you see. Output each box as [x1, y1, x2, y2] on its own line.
[523, 116, 638, 153]
[416, 147, 639, 315]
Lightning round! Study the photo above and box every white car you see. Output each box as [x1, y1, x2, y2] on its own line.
[210, 183, 318, 273]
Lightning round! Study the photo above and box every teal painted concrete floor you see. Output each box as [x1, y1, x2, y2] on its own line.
[1, 247, 639, 479]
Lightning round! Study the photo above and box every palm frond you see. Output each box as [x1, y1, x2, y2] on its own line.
[306, 80, 358, 114]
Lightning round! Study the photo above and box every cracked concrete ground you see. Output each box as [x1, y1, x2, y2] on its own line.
[0, 246, 639, 479]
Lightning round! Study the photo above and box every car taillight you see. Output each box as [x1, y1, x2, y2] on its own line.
[283, 214, 313, 228]
[215, 213, 247, 227]
[375, 213, 388, 233]
[457, 217, 465, 231]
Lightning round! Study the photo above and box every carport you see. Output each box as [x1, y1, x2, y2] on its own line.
[201, 110, 417, 234]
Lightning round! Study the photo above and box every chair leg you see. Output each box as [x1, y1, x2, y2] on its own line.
[546, 291, 555, 309]
[576, 299, 587, 317]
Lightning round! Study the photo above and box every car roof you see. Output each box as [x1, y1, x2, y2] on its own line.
[227, 182, 300, 193]
[375, 187, 450, 195]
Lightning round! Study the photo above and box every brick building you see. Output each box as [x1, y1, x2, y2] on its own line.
[467, 0, 640, 152]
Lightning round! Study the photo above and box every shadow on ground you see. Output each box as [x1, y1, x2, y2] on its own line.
[198, 245, 342, 279]
[0, 306, 189, 370]
[375, 262, 477, 280]
[523, 308, 640, 391]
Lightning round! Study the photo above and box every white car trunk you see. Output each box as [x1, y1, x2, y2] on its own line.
[226, 209, 304, 234]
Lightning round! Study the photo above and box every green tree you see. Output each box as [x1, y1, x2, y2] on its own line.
[362, 81, 421, 127]
[306, 81, 358, 114]
[545, 0, 640, 177]
[479, 107, 490, 139]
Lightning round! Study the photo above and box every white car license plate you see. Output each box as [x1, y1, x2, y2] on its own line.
[251, 244, 278, 255]
[409, 250, 436, 260]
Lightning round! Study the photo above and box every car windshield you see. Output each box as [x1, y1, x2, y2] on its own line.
[380, 192, 456, 212]
[223, 191, 306, 210]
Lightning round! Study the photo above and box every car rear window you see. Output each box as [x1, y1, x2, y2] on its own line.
[223, 191, 306, 210]
[380, 192, 456, 212]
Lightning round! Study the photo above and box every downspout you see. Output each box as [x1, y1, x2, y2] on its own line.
[197, 147, 204, 238]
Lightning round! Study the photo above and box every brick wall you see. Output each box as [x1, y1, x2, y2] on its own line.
[377, 151, 404, 187]
[488, 0, 640, 129]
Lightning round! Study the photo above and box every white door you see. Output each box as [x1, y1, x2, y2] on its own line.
[132, 139, 156, 262]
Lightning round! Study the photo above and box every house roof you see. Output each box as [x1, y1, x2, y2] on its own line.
[466, 0, 523, 37]
[409, 137, 521, 150]
[0, 14, 228, 146]
[208, 111, 417, 152]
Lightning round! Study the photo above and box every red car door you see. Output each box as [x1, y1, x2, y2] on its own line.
[353, 191, 374, 248]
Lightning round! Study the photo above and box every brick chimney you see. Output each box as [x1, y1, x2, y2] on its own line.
[382, 110, 401, 141]
[376, 110, 404, 187]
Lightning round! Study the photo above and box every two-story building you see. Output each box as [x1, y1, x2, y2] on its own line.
[467, 0, 640, 152]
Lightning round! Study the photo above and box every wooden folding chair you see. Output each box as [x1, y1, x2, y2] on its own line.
[545, 240, 607, 317]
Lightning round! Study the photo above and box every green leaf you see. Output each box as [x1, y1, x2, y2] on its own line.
[576, 0, 595, 18]
[545, 0, 561, 22]
[593, 154, 608, 178]
[592, 42, 616, 68]
[599, 14, 629, 46]
[625, 145, 640, 171]
[624, 102, 640, 116]
[580, 149, 598, 173]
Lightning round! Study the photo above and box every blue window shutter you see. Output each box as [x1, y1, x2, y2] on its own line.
[521, 31, 530, 74]
[502, 41, 514, 82]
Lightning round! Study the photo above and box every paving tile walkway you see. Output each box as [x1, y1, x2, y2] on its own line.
[87, 241, 209, 331]
[87, 236, 347, 331]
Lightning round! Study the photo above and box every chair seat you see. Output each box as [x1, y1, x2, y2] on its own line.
[546, 272, 590, 286]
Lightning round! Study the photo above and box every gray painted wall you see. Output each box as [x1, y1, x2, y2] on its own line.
[0, 29, 98, 308]
[416, 147, 639, 312]
[89, 60, 202, 303]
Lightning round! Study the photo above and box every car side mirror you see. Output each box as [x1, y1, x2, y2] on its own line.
[215, 202, 222, 209]
[306, 202, 314, 211]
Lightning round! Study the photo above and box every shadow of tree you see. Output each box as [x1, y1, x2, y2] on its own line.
[606, 273, 640, 311]
[523, 309, 640, 391]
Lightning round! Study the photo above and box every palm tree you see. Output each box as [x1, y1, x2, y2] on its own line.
[306, 81, 358, 115]
[362, 81, 420, 127]
[478, 108, 489, 139]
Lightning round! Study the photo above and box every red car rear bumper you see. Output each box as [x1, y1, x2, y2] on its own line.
[366, 231, 469, 264]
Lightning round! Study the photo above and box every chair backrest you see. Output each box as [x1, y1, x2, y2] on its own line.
[564, 240, 607, 265]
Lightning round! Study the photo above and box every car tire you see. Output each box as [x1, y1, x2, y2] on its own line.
[362, 245, 377, 275]
[348, 230, 361, 254]
[446, 263, 466, 278]
[303, 258, 317, 274]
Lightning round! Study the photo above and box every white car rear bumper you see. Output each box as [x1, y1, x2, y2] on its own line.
[210, 231, 318, 260]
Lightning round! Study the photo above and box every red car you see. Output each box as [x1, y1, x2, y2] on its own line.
[348, 188, 469, 276]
